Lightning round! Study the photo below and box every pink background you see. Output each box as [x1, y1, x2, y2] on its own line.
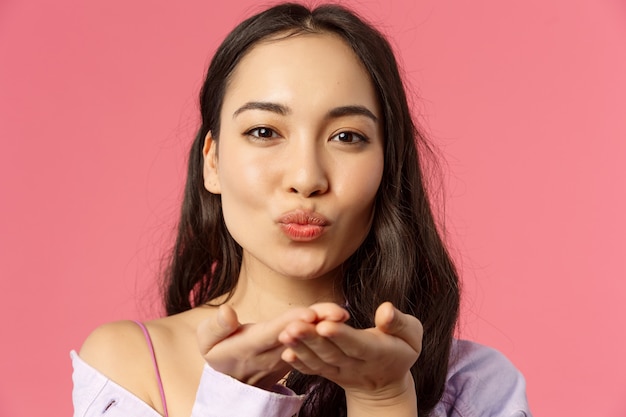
[1, 0, 625, 416]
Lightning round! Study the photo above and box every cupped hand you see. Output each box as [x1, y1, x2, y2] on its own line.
[196, 303, 348, 390]
[278, 302, 423, 405]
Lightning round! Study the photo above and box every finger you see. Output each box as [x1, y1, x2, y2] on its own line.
[314, 320, 375, 358]
[281, 340, 342, 376]
[280, 320, 357, 372]
[280, 321, 345, 362]
[251, 307, 318, 351]
[307, 302, 350, 323]
[218, 304, 241, 330]
[300, 329, 357, 368]
[281, 349, 317, 375]
[278, 318, 320, 347]
[197, 305, 241, 354]
[375, 302, 423, 354]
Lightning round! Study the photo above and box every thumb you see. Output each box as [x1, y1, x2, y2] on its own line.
[375, 302, 423, 354]
[197, 304, 241, 355]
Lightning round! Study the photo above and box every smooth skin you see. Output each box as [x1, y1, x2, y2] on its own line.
[80, 33, 423, 417]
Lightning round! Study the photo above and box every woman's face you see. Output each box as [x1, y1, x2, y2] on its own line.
[203, 33, 384, 282]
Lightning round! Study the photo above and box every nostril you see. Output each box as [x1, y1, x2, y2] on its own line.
[289, 187, 323, 197]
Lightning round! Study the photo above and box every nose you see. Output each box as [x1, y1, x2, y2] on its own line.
[283, 141, 329, 197]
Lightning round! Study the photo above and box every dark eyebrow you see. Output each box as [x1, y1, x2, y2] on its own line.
[232, 101, 378, 123]
[327, 105, 378, 123]
[233, 101, 290, 118]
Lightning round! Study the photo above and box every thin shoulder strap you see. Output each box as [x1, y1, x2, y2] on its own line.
[133, 321, 169, 417]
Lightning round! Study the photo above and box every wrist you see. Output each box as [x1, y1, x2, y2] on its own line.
[345, 373, 417, 417]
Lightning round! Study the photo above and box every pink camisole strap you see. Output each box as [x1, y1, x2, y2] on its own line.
[133, 321, 169, 417]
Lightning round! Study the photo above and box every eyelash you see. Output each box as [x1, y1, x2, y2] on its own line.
[245, 127, 368, 144]
[245, 127, 280, 140]
[330, 131, 368, 144]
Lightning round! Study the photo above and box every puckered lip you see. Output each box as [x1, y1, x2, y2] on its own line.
[276, 209, 330, 241]
[276, 209, 330, 226]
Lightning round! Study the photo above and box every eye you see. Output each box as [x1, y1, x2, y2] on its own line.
[330, 131, 368, 144]
[245, 127, 280, 140]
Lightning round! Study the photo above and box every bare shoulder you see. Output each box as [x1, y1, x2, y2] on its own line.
[77, 309, 212, 412]
[80, 320, 150, 368]
[79, 309, 207, 367]
[79, 320, 156, 403]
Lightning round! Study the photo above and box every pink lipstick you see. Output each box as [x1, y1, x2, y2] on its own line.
[277, 210, 329, 241]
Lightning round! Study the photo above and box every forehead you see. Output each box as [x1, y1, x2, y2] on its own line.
[222, 32, 380, 116]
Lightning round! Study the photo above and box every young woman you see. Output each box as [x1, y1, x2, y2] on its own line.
[72, 3, 531, 417]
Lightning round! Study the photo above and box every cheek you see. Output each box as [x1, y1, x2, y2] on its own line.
[349, 154, 384, 202]
[337, 156, 384, 224]
[217, 151, 276, 220]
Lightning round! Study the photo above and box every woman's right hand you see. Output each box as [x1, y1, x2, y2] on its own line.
[197, 304, 349, 391]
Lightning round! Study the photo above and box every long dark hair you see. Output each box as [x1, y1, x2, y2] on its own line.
[163, 3, 460, 416]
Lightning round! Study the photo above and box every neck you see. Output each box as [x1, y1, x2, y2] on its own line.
[224, 260, 344, 324]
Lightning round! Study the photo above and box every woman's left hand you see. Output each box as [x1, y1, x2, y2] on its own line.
[278, 302, 422, 414]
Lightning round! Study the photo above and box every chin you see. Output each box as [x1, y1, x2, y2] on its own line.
[279, 268, 324, 280]
[277, 263, 341, 282]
